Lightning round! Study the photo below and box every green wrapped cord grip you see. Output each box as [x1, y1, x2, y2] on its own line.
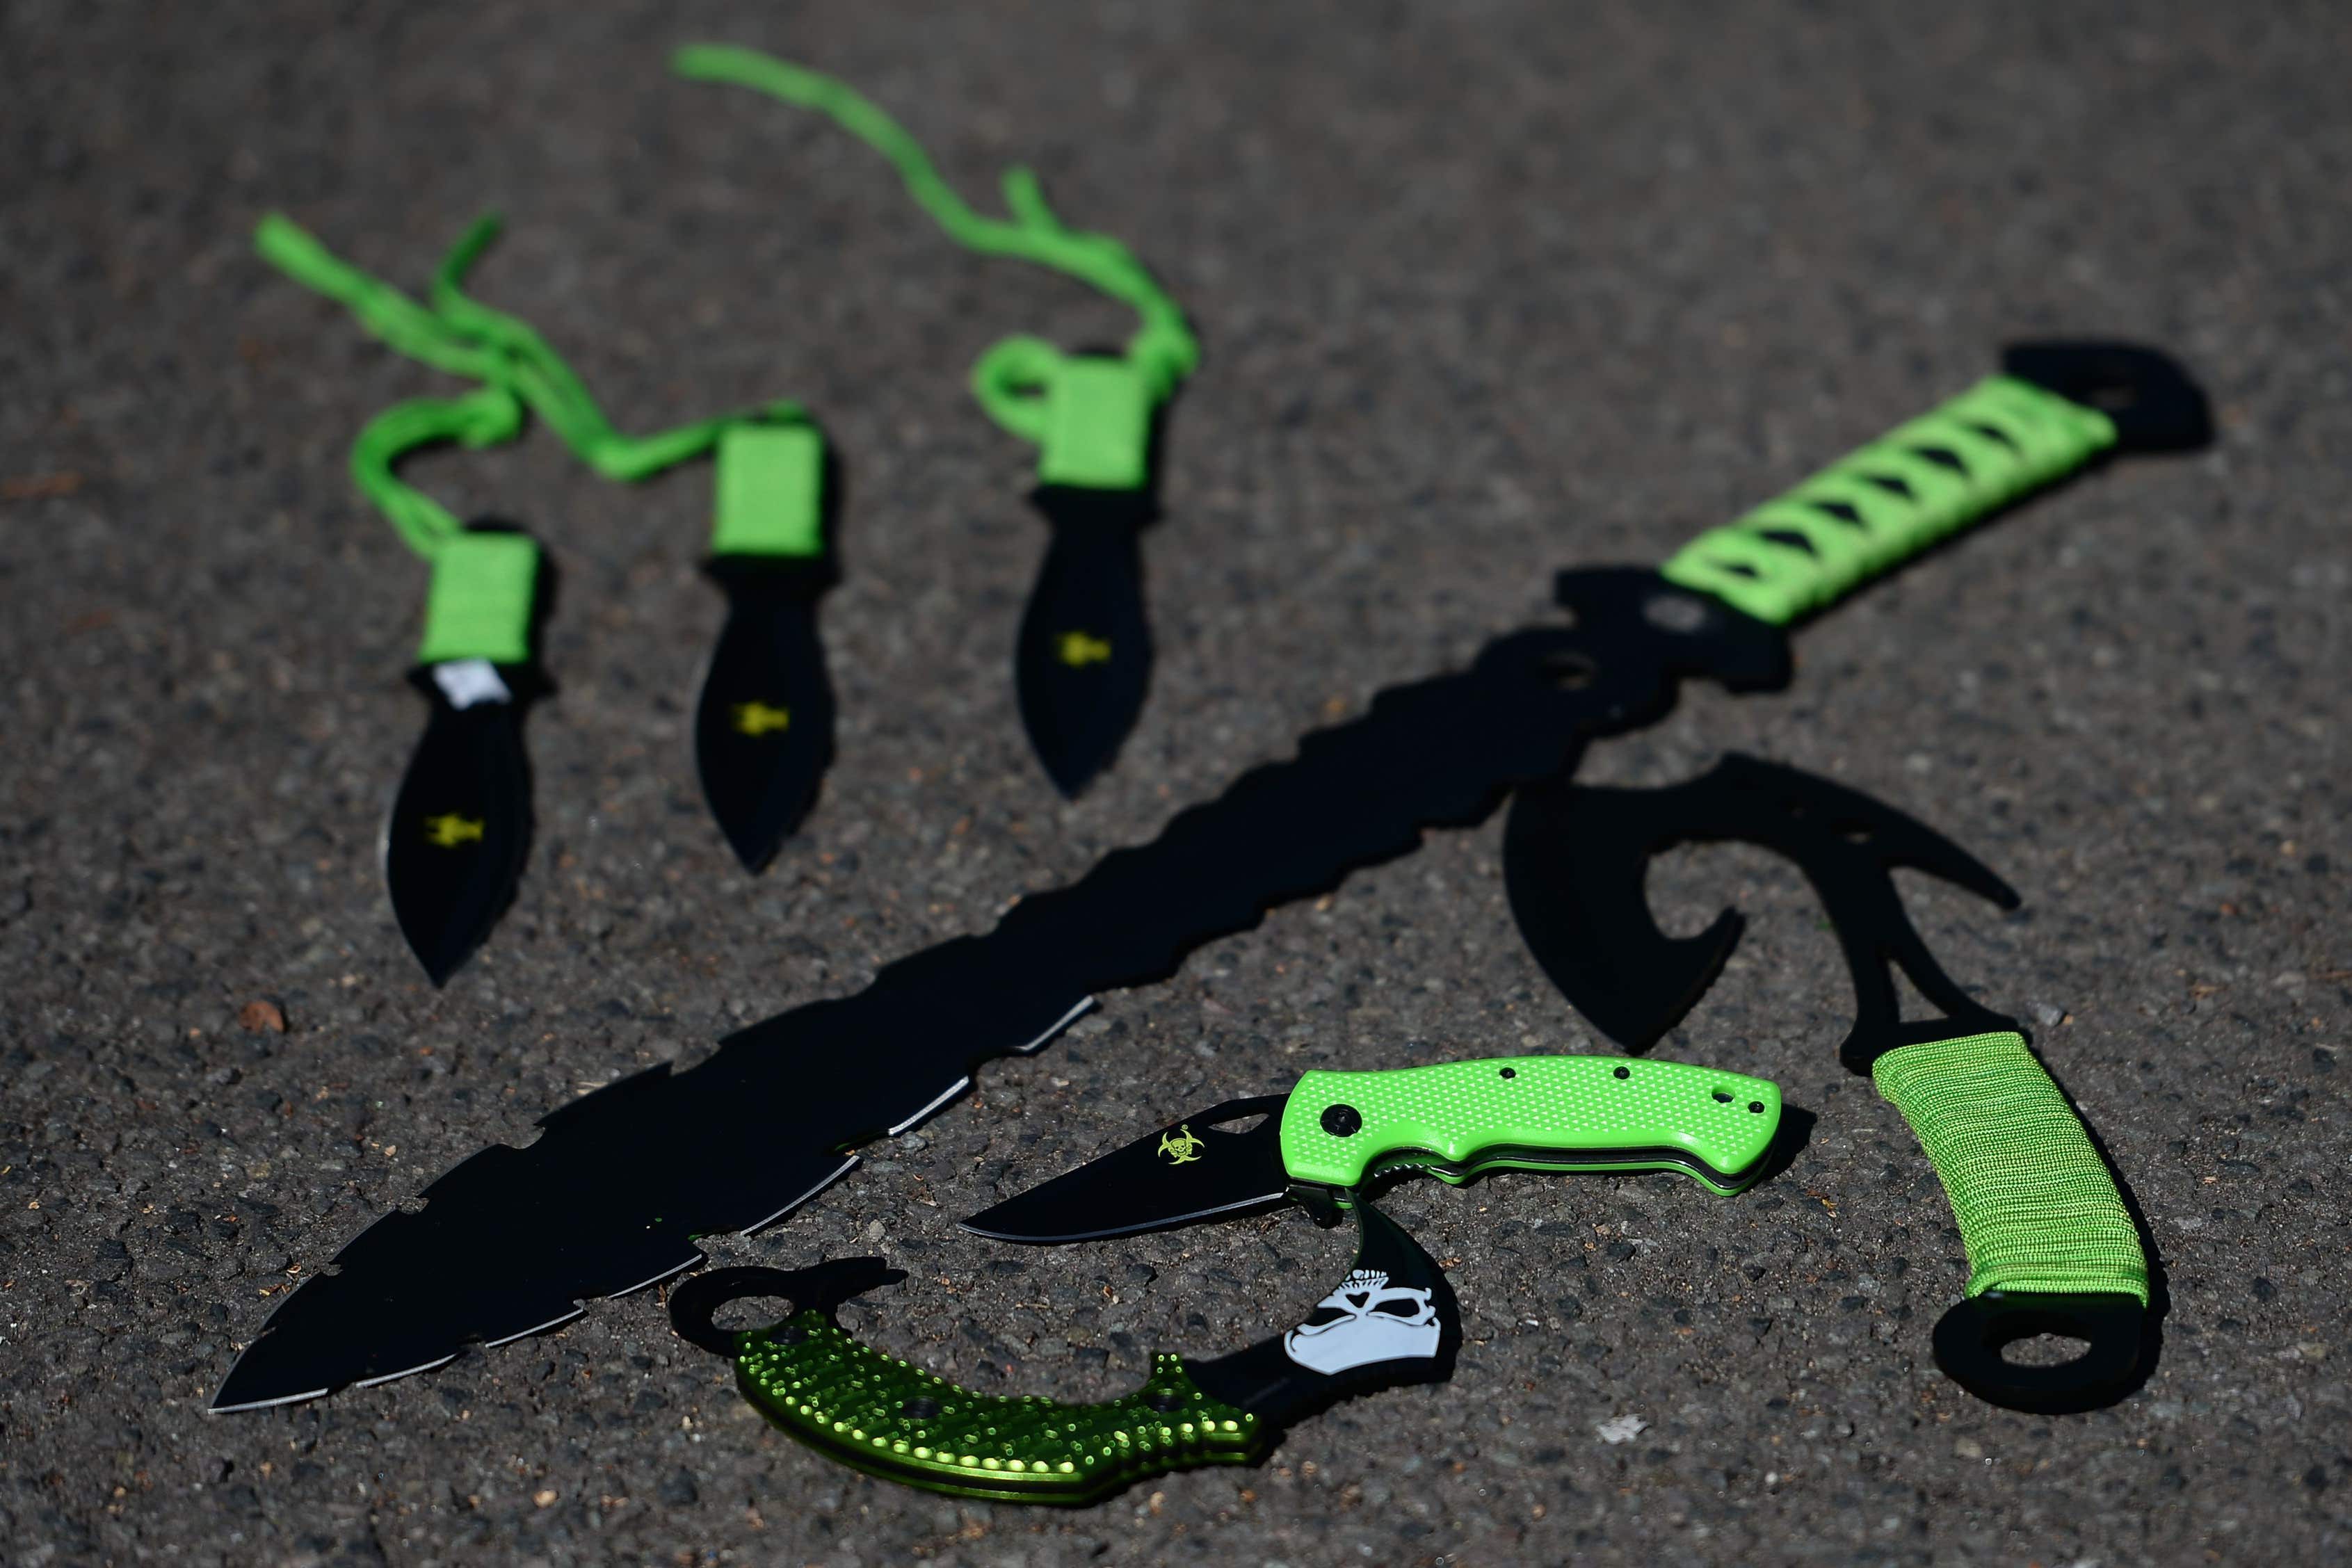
[733, 1314, 1261, 1505]
[417, 532, 540, 667]
[1872, 1030, 2147, 1305]
[710, 421, 826, 557]
[1663, 375, 2117, 625]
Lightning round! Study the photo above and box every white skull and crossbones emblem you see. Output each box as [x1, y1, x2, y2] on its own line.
[1282, 1268, 1441, 1374]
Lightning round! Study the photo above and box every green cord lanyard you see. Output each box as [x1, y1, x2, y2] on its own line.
[255, 213, 825, 666]
[672, 46, 1198, 490]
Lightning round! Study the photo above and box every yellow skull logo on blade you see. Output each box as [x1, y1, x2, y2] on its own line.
[1055, 631, 1113, 668]
[1157, 1124, 1206, 1165]
[732, 701, 792, 736]
[423, 814, 485, 848]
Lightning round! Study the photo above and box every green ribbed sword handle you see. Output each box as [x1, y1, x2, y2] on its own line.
[1661, 342, 2209, 626]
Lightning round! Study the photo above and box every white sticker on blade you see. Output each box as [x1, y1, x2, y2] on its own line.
[1282, 1268, 1442, 1375]
[433, 658, 511, 709]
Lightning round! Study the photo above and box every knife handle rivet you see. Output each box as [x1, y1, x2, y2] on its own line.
[1613, 1066, 1631, 1080]
[1498, 1067, 1517, 1079]
[1749, 1101, 1766, 1113]
[1321, 1104, 1363, 1138]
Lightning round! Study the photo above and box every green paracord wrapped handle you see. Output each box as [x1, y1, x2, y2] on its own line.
[670, 1264, 1262, 1504]
[1875, 1031, 2145, 1302]
[1662, 342, 2211, 626]
[1873, 1029, 2149, 1412]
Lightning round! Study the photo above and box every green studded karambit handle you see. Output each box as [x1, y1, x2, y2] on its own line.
[1278, 1055, 1781, 1195]
[1661, 375, 2115, 627]
[1874, 1030, 2147, 1305]
[732, 1313, 1262, 1504]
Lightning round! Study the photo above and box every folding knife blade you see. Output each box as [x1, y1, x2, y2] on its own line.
[960, 1097, 1291, 1243]
[1014, 486, 1153, 798]
[695, 558, 837, 873]
[382, 661, 531, 985]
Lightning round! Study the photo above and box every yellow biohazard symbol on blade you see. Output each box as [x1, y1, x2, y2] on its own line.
[1056, 631, 1113, 668]
[423, 814, 485, 848]
[1157, 1124, 1207, 1165]
[732, 701, 792, 736]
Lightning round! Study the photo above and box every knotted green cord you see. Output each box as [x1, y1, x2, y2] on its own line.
[428, 213, 807, 480]
[672, 45, 1196, 483]
[258, 211, 822, 654]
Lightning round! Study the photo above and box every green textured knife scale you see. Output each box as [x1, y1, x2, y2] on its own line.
[732, 1314, 1262, 1504]
[1277, 1055, 1781, 1195]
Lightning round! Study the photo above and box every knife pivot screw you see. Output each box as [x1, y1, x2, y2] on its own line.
[1145, 1392, 1184, 1413]
[777, 1324, 809, 1345]
[1498, 1067, 1517, 1079]
[902, 1396, 942, 1421]
[1321, 1104, 1363, 1138]
[1613, 1066, 1631, 1080]
[1749, 1101, 1766, 1113]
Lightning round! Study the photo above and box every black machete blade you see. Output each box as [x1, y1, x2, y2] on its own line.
[213, 572, 1789, 1412]
[1015, 486, 1154, 798]
[695, 558, 837, 873]
[383, 665, 532, 986]
[960, 1095, 1293, 1243]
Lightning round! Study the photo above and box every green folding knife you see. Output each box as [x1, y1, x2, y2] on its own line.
[962, 1053, 1783, 1242]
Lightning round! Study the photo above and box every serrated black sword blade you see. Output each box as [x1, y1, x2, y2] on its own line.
[1015, 487, 1153, 798]
[960, 1096, 1293, 1243]
[214, 579, 1787, 1410]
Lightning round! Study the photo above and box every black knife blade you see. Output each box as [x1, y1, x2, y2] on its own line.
[961, 1096, 1291, 1243]
[1015, 485, 1154, 798]
[384, 660, 532, 987]
[695, 557, 837, 873]
[213, 579, 1783, 1412]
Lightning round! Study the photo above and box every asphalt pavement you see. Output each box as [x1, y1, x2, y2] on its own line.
[4, 2, 2348, 1563]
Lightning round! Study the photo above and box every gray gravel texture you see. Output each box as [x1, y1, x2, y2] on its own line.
[4, 1, 2349, 1563]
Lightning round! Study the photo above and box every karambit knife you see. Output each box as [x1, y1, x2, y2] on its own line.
[211, 341, 2204, 1413]
[382, 519, 540, 989]
[962, 1054, 1782, 1243]
[1505, 754, 2154, 1412]
[668, 1199, 1456, 1505]
[695, 421, 839, 871]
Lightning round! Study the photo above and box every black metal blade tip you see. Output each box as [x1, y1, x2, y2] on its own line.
[958, 1095, 1293, 1243]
